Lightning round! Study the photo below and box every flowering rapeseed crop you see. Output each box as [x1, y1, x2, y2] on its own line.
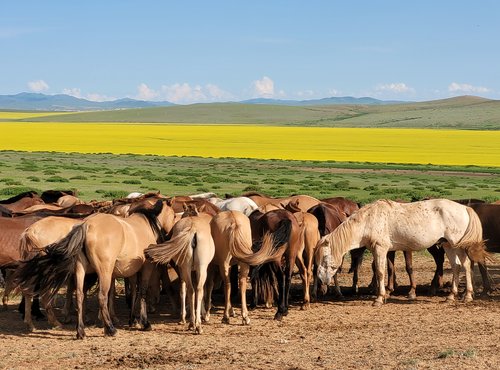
[0, 122, 498, 167]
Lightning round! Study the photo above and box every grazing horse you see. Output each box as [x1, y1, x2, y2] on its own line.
[18, 216, 83, 331]
[14, 199, 175, 339]
[243, 192, 321, 212]
[0, 196, 44, 213]
[321, 197, 361, 217]
[145, 214, 215, 334]
[315, 199, 488, 306]
[213, 197, 259, 217]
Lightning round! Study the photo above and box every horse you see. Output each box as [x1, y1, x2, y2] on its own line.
[315, 199, 488, 306]
[320, 197, 361, 217]
[14, 199, 175, 339]
[0, 195, 45, 213]
[18, 216, 83, 331]
[0, 191, 39, 204]
[243, 192, 321, 212]
[239, 208, 306, 320]
[145, 214, 215, 334]
[213, 197, 259, 217]
[40, 190, 77, 204]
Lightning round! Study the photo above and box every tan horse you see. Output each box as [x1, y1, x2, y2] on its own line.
[315, 199, 489, 306]
[243, 192, 320, 212]
[14, 199, 175, 339]
[146, 214, 215, 334]
[19, 216, 83, 331]
[206, 210, 255, 325]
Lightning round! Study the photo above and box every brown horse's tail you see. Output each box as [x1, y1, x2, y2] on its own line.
[457, 207, 491, 264]
[146, 227, 195, 267]
[13, 224, 86, 301]
[230, 218, 292, 266]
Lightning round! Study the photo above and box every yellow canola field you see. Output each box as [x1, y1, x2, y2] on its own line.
[0, 122, 499, 167]
[0, 111, 75, 120]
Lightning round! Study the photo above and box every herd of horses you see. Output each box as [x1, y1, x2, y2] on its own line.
[0, 189, 499, 339]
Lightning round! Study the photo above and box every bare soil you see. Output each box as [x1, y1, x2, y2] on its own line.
[1, 254, 500, 370]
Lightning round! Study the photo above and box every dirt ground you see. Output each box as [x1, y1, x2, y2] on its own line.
[1, 253, 500, 370]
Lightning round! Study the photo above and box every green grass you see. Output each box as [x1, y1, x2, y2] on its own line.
[16, 96, 500, 130]
[0, 150, 498, 202]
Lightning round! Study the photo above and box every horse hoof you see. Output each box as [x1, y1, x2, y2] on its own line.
[178, 320, 186, 325]
[445, 296, 455, 303]
[141, 322, 152, 331]
[25, 324, 34, 333]
[407, 293, 417, 301]
[274, 313, 283, 321]
[301, 303, 310, 310]
[50, 321, 64, 330]
[372, 300, 383, 308]
[195, 326, 203, 335]
[242, 317, 250, 326]
[230, 308, 236, 317]
[76, 331, 86, 340]
[463, 296, 473, 303]
[104, 326, 117, 337]
[221, 316, 230, 325]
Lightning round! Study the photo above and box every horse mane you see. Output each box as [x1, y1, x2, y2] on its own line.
[241, 191, 269, 198]
[0, 191, 39, 204]
[129, 200, 168, 243]
[0, 204, 13, 217]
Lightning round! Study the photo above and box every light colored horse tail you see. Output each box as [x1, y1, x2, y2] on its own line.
[230, 219, 292, 266]
[19, 228, 41, 261]
[457, 207, 491, 264]
[13, 224, 86, 302]
[146, 228, 195, 267]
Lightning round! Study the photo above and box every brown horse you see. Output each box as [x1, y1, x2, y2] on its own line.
[0, 195, 44, 213]
[238, 208, 306, 320]
[321, 197, 360, 217]
[243, 192, 321, 212]
[14, 199, 175, 339]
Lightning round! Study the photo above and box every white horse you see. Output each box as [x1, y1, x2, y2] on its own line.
[145, 214, 215, 334]
[214, 197, 259, 216]
[315, 199, 488, 306]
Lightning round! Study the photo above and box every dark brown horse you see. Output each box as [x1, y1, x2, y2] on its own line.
[320, 197, 360, 217]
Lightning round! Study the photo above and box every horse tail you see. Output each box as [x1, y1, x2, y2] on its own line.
[457, 207, 491, 264]
[19, 228, 41, 261]
[230, 218, 292, 266]
[146, 228, 195, 267]
[14, 224, 86, 301]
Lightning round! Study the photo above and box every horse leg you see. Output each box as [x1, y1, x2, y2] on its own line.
[109, 278, 119, 325]
[75, 260, 86, 339]
[139, 263, 154, 331]
[350, 248, 365, 295]
[195, 265, 209, 334]
[443, 247, 460, 302]
[372, 247, 388, 307]
[386, 251, 396, 296]
[295, 254, 310, 309]
[23, 294, 34, 332]
[62, 279, 74, 324]
[41, 291, 63, 329]
[404, 251, 417, 300]
[202, 266, 215, 323]
[97, 270, 117, 337]
[477, 262, 494, 296]
[273, 263, 287, 321]
[332, 272, 343, 298]
[458, 250, 474, 302]
[179, 279, 187, 325]
[128, 274, 140, 328]
[428, 245, 445, 296]
[218, 262, 232, 324]
[239, 263, 251, 325]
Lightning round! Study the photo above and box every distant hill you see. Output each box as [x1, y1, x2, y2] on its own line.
[241, 96, 406, 105]
[0, 92, 408, 111]
[0, 93, 175, 111]
[17, 95, 500, 130]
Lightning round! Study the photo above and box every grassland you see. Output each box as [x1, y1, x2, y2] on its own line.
[16, 96, 500, 130]
[0, 151, 498, 203]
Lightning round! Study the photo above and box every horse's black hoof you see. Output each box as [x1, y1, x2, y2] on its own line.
[274, 313, 283, 321]
[104, 325, 117, 337]
[142, 322, 152, 331]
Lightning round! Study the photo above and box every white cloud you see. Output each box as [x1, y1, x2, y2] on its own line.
[152, 82, 233, 104]
[62, 87, 115, 102]
[28, 80, 49, 92]
[375, 82, 414, 94]
[136, 83, 159, 101]
[252, 76, 275, 97]
[448, 82, 491, 94]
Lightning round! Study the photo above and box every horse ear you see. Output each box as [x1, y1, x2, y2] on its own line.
[279, 202, 286, 209]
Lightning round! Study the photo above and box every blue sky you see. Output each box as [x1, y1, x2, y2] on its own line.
[1, 1, 499, 103]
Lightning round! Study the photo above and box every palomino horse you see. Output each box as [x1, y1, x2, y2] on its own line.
[243, 192, 320, 212]
[145, 214, 215, 334]
[14, 199, 175, 339]
[18, 216, 84, 331]
[315, 199, 488, 306]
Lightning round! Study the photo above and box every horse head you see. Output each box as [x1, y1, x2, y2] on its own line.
[314, 236, 338, 295]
